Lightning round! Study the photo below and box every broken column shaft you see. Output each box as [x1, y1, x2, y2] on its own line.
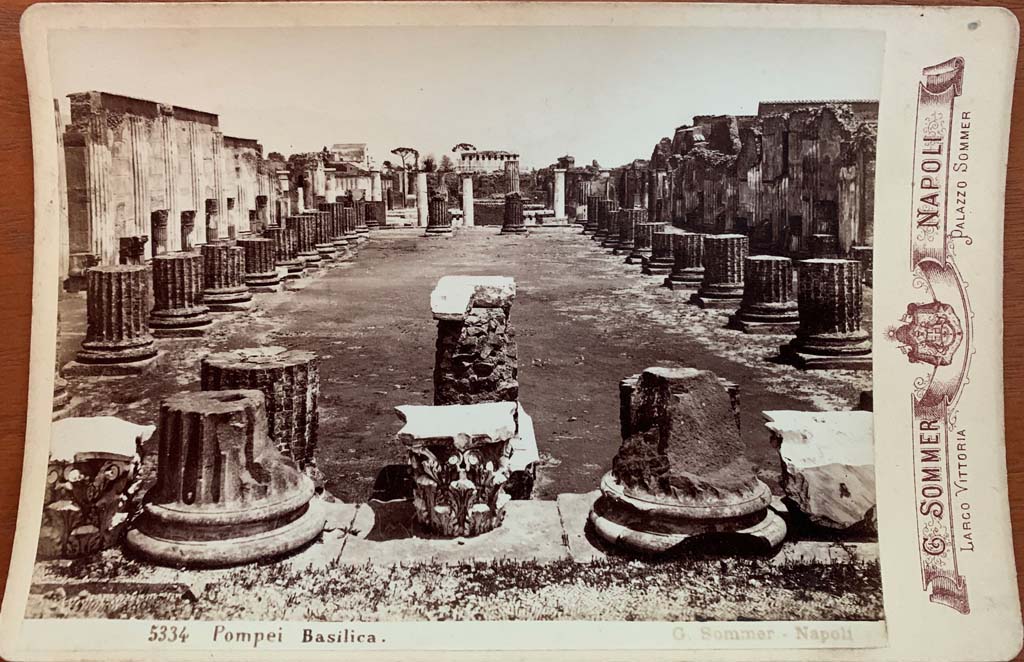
[425, 193, 453, 235]
[501, 192, 527, 234]
[263, 225, 304, 280]
[780, 259, 872, 369]
[67, 265, 159, 375]
[236, 237, 282, 292]
[665, 233, 705, 289]
[643, 230, 677, 275]
[627, 221, 662, 264]
[149, 252, 213, 336]
[201, 242, 252, 311]
[728, 255, 799, 333]
[691, 234, 748, 308]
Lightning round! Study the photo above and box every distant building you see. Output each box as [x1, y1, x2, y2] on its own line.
[329, 143, 369, 166]
[456, 149, 520, 173]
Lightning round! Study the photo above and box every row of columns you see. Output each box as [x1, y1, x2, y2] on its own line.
[583, 216, 872, 371]
[61, 198, 378, 380]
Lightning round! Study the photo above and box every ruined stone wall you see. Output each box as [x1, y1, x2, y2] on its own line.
[223, 136, 264, 236]
[63, 91, 226, 273]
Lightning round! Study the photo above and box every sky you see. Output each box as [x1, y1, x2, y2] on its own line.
[49, 26, 884, 169]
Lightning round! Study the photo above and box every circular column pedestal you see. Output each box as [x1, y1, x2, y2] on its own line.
[664, 233, 705, 289]
[149, 252, 214, 337]
[780, 259, 872, 370]
[642, 230, 676, 275]
[727, 255, 799, 334]
[201, 243, 253, 312]
[593, 199, 618, 242]
[690, 234, 748, 309]
[263, 225, 305, 281]
[125, 390, 325, 568]
[583, 195, 602, 234]
[627, 221, 662, 264]
[237, 238, 282, 292]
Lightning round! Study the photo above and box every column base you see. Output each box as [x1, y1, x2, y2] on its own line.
[626, 250, 652, 265]
[728, 316, 800, 335]
[500, 226, 528, 235]
[690, 288, 744, 309]
[64, 350, 163, 377]
[592, 231, 608, 242]
[316, 244, 338, 263]
[125, 496, 325, 569]
[245, 272, 283, 292]
[582, 223, 598, 234]
[664, 270, 704, 289]
[278, 261, 305, 280]
[149, 308, 214, 336]
[204, 288, 253, 313]
[642, 258, 675, 275]
[424, 226, 454, 236]
[298, 252, 323, 270]
[588, 477, 786, 556]
[778, 335, 873, 370]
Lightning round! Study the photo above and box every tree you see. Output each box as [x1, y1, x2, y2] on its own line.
[390, 147, 420, 171]
[422, 154, 437, 172]
[439, 155, 454, 172]
[451, 142, 476, 152]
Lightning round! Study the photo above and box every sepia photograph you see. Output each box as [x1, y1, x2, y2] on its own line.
[23, 21, 888, 628]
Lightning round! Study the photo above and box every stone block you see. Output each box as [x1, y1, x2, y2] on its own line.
[557, 491, 607, 562]
[764, 410, 875, 530]
[430, 276, 516, 321]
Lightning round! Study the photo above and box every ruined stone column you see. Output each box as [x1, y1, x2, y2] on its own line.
[236, 237, 282, 292]
[352, 197, 370, 241]
[323, 202, 352, 259]
[665, 233, 705, 289]
[504, 160, 520, 194]
[583, 194, 602, 234]
[201, 347, 320, 475]
[627, 220, 662, 264]
[590, 367, 786, 555]
[425, 193, 454, 235]
[728, 256, 799, 333]
[313, 211, 338, 262]
[594, 199, 618, 242]
[850, 245, 873, 285]
[205, 199, 220, 242]
[432, 276, 519, 405]
[151, 210, 169, 257]
[149, 252, 213, 337]
[461, 175, 475, 227]
[416, 171, 429, 227]
[125, 390, 325, 567]
[642, 230, 677, 275]
[65, 265, 159, 375]
[370, 169, 383, 202]
[286, 215, 322, 271]
[341, 207, 360, 252]
[610, 210, 634, 257]
[263, 225, 304, 280]
[500, 192, 527, 235]
[201, 243, 252, 311]
[691, 234, 748, 308]
[365, 200, 386, 230]
[780, 259, 872, 369]
[809, 233, 839, 258]
[552, 168, 567, 222]
[602, 207, 622, 249]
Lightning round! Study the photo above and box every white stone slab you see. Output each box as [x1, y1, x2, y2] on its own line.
[395, 401, 518, 449]
[50, 416, 155, 461]
[763, 410, 875, 530]
[430, 275, 515, 321]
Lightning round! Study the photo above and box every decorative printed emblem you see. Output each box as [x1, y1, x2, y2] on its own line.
[890, 301, 964, 367]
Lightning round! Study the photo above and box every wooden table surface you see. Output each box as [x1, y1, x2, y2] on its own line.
[0, 0, 1019, 658]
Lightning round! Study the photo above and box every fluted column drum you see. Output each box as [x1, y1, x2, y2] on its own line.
[286, 215, 322, 270]
[125, 390, 325, 567]
[602, 208, 622, 249]
[692, 234, 748, 308]
[69, 265, 159, 374]
[613, 209, 637, 254]
[365, 200, 385, 229]
[425, 193, 453, 235]
[236, 238, 282, 292]
[201, 347, 320, 474]
[780, 259, 871, 369]
[643, 230, 676, 275]
[850, 245, 873, 285]
[665, 233, 706, 289]
[341, 207, 360, 246]
[353, 198, 369, 236]
[505, 160, 520, 194]
[584, 194, 602, 234]
[628, 221, 662, 263]
[149, 252, 213, 336]
[263, 225, 304, 279]
[728, 256, 799, 333]
[322, 203, 352, 258]
[501, 192, 527, 234]
[312, 211, 337, 262]
[201, 243, 252, 311]
[594, 199, 618, 241]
